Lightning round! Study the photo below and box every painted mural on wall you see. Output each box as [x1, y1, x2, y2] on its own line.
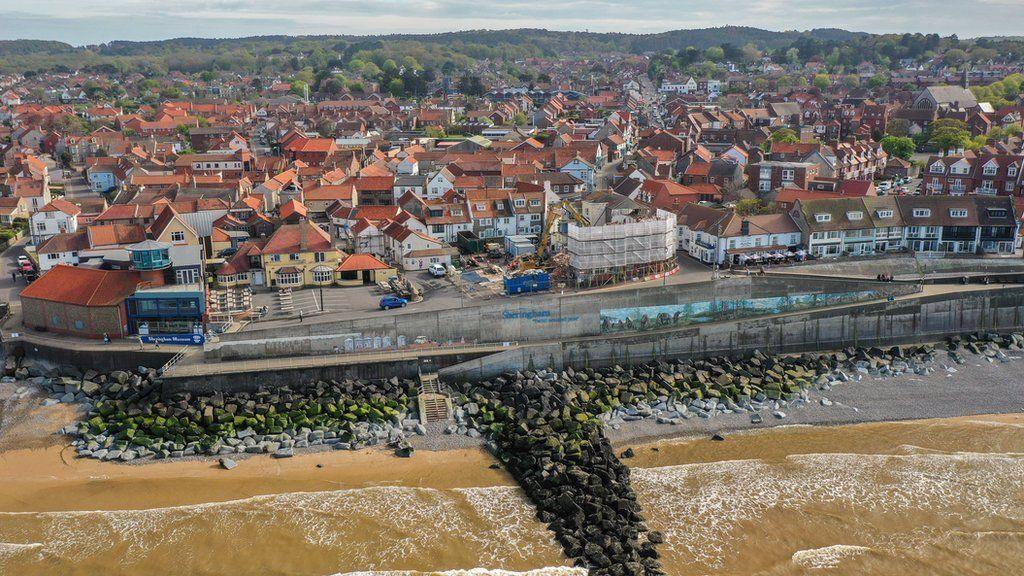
[599, 290, 883, 333]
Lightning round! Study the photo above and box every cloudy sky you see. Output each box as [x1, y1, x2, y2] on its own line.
[0, 0, 1021, 45]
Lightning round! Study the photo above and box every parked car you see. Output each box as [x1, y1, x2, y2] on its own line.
[379, 296, 408, 310]
[217, 247, 238, 258]
[427, 263, 447, 277]
[16, 255, 29, 266]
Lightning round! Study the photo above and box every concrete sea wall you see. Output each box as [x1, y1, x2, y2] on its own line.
[210, 276, 914, 361]
[440, 288, 1024, 381]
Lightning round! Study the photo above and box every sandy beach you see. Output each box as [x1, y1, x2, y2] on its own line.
[1, 349, 1023, 514]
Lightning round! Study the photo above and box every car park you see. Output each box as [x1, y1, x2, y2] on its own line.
[379, 296, 408, 310]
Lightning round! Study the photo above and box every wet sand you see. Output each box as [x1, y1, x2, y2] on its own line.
[0, 443, 513, 513]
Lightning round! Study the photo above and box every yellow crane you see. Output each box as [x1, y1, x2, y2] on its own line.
[519, 199, 589, 270]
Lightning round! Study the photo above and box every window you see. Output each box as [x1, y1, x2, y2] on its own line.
[175, 268, 199, 284]
[170, 231, 185, 242]
[983, 165, 998, 176]
[529, 199, 541, 207]
[312, 269, 333, 283]
[35, 222, 46, 232]
[513, 199, 526, 207]
[846, 211, 863, 221]
[277, 271, 301, 285]
[1009, 166, 1018, 177]
[46, 253, 59, 260]
[912, 208, 931, 218]
[781, 169, 795, 181]
[314, 252, 326, 262]
[270, 254, 281, 262]
[930, 163, 944, 174]
[289, 253, 300, 261]
[758, 181, 771, 191]
[988, 208, 1009, 218]
[451, 209, 462, 216]
[876, 209, 894, 218]
[949, 209, 968, 218]
[815, 213, 832, 223]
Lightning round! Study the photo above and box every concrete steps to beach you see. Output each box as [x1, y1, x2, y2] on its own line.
[417, 368, 452, 423]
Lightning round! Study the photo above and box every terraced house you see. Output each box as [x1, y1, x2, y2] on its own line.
[922, 154, 1023, 196]
[791, 195, 1019, 257]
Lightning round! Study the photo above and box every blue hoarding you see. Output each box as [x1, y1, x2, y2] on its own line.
[140, 333, 206, 345]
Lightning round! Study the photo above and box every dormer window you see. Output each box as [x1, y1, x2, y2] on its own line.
[983, 165, 998, 176]
[912, 208, 931, 218]
[930, 163, 944, 174]
[1010, 166, 1018, 177]
[846, 211, 863, 221]
[988, 208, 1008, 218]
[815, 213, 831, 223]
[949, 209, 968, 218]
[451, 208, 462, 216]
[513, 199, 526, 207]
[876, 209, 894, 218]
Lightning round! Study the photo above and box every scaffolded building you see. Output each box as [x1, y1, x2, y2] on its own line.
[566, 213, 678, 287]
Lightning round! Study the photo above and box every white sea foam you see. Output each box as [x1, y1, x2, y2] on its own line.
[791, 544, 871, 568]
[0, 541, 43, 561]
[0, 484, 552, 568]
[328, 568, 586, 576]
[632, 451, 1024, 570]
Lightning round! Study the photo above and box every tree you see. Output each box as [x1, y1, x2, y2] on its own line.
[315, 119, 336, 138]
[386, 78, 404, 96]
[457, 75, 485, 96]
[880, 136, 915, 160]
[928, 119, 971, 152]
[321, 77, 344, 96]
[705, 46, 725, 62]
[841, 75, 860, 89]
[885, 118, 911, 138]
[767, 128, 800, 145]
[812, 74, 830, 91]
[867, 74, 888, 89]
[734, 199, 776, 216]
[424, 126, 446, 138]
[510, 112, 528, 126]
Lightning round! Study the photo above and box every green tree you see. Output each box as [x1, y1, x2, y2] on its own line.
[767, 128, 800, 145]
[880, 136, 915, 160]
[812, 74, 830, 91]
[510, 112, 528, 126]
[928, 119, 971, 152]
[705, 46, 725, 62]
[734, 199, 776, 216]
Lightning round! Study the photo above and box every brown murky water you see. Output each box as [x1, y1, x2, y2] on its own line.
[2, 415, 1023, 576]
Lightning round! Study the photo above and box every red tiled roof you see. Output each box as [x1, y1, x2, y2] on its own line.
[336, 253, 392, 272]
[20, 265, 141, 306]
[262, 220, 333, 254]
[39, 198, 82, 216]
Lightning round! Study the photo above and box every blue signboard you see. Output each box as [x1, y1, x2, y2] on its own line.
[140, 333, 206, 345]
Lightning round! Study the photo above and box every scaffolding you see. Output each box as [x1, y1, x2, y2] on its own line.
[567, 214, 678, 287]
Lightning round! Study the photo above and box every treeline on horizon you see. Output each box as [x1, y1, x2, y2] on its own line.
[3, 27, 1024, 86]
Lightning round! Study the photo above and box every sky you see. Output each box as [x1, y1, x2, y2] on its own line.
[0, 1, 1022, 45]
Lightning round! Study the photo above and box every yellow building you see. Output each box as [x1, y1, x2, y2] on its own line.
[259, 220, 343, 288]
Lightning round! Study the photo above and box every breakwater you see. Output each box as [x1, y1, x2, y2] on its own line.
[13, 331, 1024, 574]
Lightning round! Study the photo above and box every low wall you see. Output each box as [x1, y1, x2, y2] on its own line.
[210, 276, 915, 361]
[440, 288, 1024, 381]
[5, 339, 174, 372]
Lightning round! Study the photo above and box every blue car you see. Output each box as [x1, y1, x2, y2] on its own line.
[379, 296, 408, 310]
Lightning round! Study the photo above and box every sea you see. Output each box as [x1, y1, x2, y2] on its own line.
[2, 415, 1023, 576]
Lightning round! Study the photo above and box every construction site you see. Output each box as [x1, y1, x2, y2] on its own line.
[505, 192, 679, 289]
